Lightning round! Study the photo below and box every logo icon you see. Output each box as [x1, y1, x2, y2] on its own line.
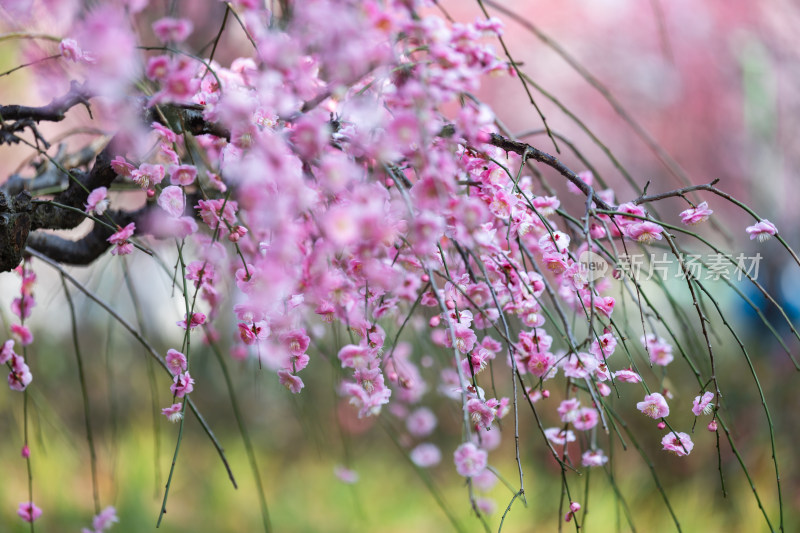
[578, 251, 609, 282]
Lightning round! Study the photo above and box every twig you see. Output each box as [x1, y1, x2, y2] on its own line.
[27, 249, 239, 489]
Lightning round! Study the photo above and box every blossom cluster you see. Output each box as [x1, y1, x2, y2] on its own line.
[3, 260, 35, 392]
[2, 0, 789, 528]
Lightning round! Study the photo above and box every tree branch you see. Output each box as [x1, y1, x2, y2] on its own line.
[633, 179, 721, 205]
[0, 189, 32, 272]
[147, 103, 231, 140]
[25, 208, 142, 266]
[28, 146, 118, 231]
[487, 132, 612, 211]
[0, 80, 92, 123]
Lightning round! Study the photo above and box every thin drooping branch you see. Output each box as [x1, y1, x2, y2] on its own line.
[630, 178, 800, 269]
[26, 248, 240, 490]
[633, 179, 721, 205]
[482, 0, 696, 192]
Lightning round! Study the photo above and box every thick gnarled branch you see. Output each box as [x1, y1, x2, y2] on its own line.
[25, 208, 142, 266]
[0, 190, 32, 272]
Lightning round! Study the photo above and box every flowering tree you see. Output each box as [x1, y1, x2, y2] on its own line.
[1, 1, 797, 531]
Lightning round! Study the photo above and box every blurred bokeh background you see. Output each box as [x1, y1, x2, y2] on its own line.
[2, 0, 800, 531]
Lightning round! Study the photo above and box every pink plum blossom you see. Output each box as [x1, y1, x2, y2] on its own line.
[590, 332, 617, 360]
[152, 122, 178, 143]
[146, 55, 171, 81]
[637, 392, 670, 419]
[680, 201, 713, 225]
[227, 225, 248, 242]
[281, 329, 310, 356]
[158, 186, 185, 218]
[131, 163, 165, 189]
[615, 202, 647, 224]
[278, 369, 304, 393]
[557, 398, 581, 423]
[661, 431, 694, 457]
[340, 368, 392, 418]
[565, 501, 581, 522]
[539, 231, 570, 254]
[642, 334, 674, 366]
[410, 443, 442, 468]
[453, 442, 487, 477]
[573, 408, 600, 431]
[11, 295, 34, 319]
[168, 216, 198, 239]
[406, 407, 437, 437]
[152, 17, 193, 43]
[85, 187, 109, 215]
[162, 403, 183, 422]
[170, 372, 194, 398]
[592, 296, 615, 318]
[152, 67, 200, 104]
[488, 188, 516, 218]
[746, 220, 778, 242]
[177, 312, 206, 330]
[594, 363, 611, 382]
[337, 344, 375, 369]
[59, 39, 82, 62]
[289, 353, 310, 372]
[334, 466, 359, 484]
[461, 349, 492, 375]
[165, 349, 187, 374]
[581, 449, 609, 467]
[107, 223, 135, 256]
[467, 398, 497, 430]
[470, 424, 503, 451]
[477, 498, 496, 515]
[472, 468, 498, 491]
[59, 38, 94, 63]
[1, 340, 15, 364]
[185, 261, 216, 288]
[452, 322, 477, 353]
[110, 157, 134, 177]
[195, 198, 237, 230]
[238, 321, 268, 344]
[8, 354, 32, 391]
[544, 427, 576, 446]
[170, 164, 198, 186]
[624, 221, 664, 244]
[692, 391, 715, 416]
[590, 222, 606, 239]
[89, 506, 118, 532]
[526, 351, 556, 378]
[532, 195, 560, 217]
[2, 5, 784, 526]
[613, 369, 642, 383]
[562, 352, 598, 379]
[17, 502, 42, 522]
